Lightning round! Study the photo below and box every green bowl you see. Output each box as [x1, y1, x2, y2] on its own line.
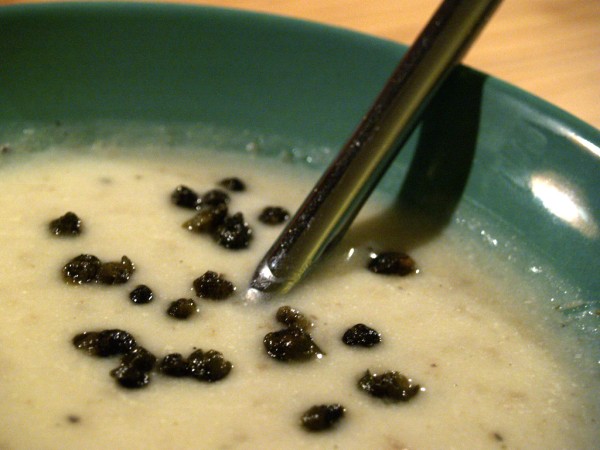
[1, 2, 598, 347]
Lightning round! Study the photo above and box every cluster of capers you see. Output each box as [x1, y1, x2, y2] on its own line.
[51, 174, 422, 434]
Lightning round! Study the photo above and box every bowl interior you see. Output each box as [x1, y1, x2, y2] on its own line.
[1, 3, 598, 342]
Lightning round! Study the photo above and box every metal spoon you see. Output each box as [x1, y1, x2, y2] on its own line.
[248, 0, 502, 298]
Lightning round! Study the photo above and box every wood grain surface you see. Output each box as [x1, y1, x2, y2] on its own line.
[4, 0, 599, 129]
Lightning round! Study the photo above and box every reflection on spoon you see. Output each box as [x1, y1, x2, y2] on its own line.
[247, 0, 503, 298]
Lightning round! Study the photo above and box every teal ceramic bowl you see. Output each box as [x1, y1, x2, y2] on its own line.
[0, 3, 598, 349]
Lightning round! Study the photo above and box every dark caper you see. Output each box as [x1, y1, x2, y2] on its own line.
[258, 206, 290, 225]
[110, 364, 151, 389]
[120, 347, 156, 372]
[342, 324, 381, 347]
[301, 404, 346, 432]
[129, 284, 154, 305]
[263, 327, 323, 362]
[159, 353, 190, 377]
[275, 306, 313, 331]
[171, 185, 200, 209]
[166, 298, 198, 320]
[187, 349, 232, 382]
[95, 329, 138, 357]
[213, 212, 252, 249]
[49, 211, 82, 236]
[201, 189, 230, 208]
[62, 254, 102, 284]
[182, 203, 228, 233]
[358, 370, 421, 402]
[218, 177, 246, 192]
[72, 331, 100, 355]
[73, 329, 137, 357]
[367, 251, 416, 276]
[192, 271, 235, 300]
[96, 256, 135, 285]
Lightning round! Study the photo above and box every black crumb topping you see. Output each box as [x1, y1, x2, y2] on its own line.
[342, 324, 381, 347]
[263, 327, 323, 362]
[358, 370, 420, 402]
[96, 256, 135, 285]
[367, 251, 416, 276]
[49, 212, 82, 236]
[171, 185, 200, 209]
[213, 212, 252, 249]
[301, 404, 346, 432]
[129, 284, 154, 305]
[276, 306, 313, 331]
[218, 177, 246, 192]
[182, 203, 228, 234]
[166, 298, 198, 319]
[258, 206, 290, 225]
[63, 254, 102, 284]
[192, 271, 235, 300]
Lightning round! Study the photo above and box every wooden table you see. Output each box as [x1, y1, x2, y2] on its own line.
[5, 0, 600, 129]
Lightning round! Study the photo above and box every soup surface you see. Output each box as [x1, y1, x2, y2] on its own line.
[0, 128, 598, 449]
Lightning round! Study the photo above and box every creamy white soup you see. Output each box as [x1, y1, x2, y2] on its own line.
[0, 129, 597, 449]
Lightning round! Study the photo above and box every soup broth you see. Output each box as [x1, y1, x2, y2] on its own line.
[0, 126, 597, 449]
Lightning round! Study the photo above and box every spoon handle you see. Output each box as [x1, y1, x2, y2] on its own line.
[248, 0, 502, 297]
